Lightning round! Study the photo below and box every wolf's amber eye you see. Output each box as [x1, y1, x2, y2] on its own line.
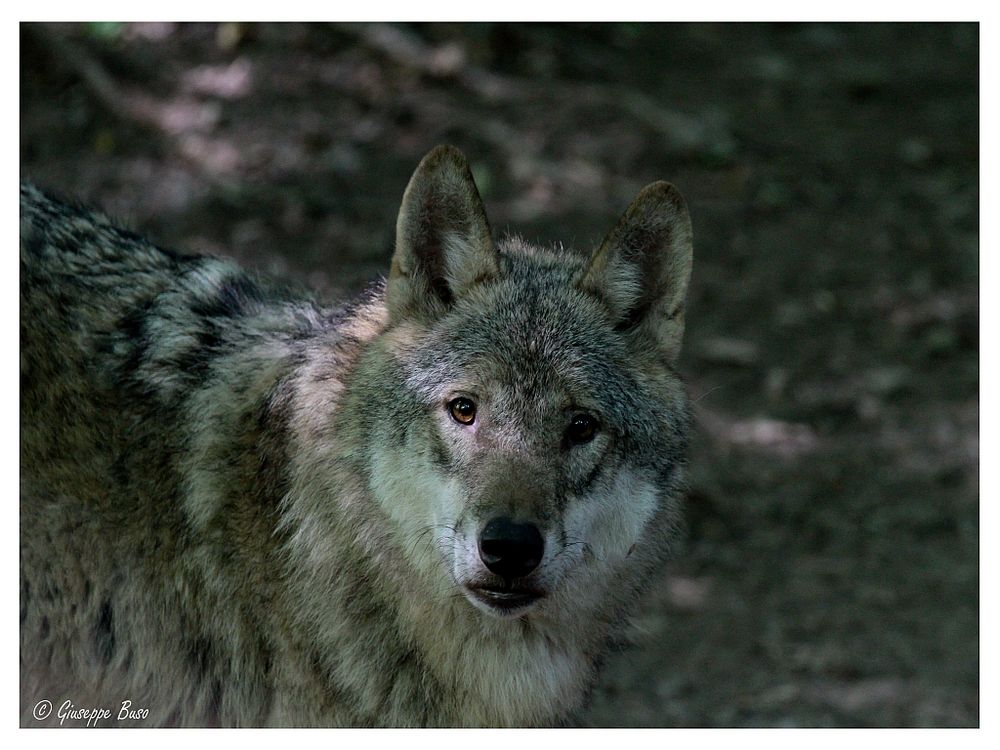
[448, 397, 477, 425]
[566, 414, 598, 445]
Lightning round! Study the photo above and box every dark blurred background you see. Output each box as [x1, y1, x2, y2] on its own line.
[19, 22, 979, 727]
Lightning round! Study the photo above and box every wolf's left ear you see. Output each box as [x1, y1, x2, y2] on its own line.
[576, 182, 693, 363]
[387, 145, 499, 323]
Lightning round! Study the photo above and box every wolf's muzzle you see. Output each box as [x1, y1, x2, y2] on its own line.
[477, 517, 544, 579]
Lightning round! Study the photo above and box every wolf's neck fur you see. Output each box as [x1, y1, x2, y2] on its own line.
[397, 592, 597, 726]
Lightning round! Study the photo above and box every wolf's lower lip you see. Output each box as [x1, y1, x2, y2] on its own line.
[467, 585, 544, 612]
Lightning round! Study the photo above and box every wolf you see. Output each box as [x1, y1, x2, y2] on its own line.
[20, 145, 693, 727]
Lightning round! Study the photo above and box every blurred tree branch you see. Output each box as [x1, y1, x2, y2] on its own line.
[337, 23, 733, 157]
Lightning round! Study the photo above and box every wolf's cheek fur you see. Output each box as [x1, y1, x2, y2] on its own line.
[563, 469, 661, 571]
[368, 429, 465, 587]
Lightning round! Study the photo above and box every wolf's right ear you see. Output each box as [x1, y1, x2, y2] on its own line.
[577, 182, 693, 363]
[387, 145, 498, 323]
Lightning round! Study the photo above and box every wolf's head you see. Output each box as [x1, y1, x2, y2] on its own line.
[362, 146, 692, 622]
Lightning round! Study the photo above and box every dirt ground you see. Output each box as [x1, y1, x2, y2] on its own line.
[19, 22, 979, 727]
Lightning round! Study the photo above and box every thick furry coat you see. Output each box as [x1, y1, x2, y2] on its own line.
[20, 146, 693, 727]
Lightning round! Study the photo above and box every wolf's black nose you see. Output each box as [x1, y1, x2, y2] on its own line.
[478, 517, 545, 579]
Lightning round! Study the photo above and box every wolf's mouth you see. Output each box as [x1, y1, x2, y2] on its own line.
[465, 585, 545, 616]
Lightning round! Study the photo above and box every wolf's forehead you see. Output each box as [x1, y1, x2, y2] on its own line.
[407, 279, 631, 404]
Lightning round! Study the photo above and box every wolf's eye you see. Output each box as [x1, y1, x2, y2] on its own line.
[448, 397, 477, 425]
[566, 414, 598, 445]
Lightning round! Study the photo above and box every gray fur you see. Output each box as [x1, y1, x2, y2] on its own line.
[20, 146, 693, 727]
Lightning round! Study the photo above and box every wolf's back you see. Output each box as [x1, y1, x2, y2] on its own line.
[21, 184, 183, 483]
[21, 183, 187, 347]
[19, 185, 309, 726]
[20, 183, 312, 437]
